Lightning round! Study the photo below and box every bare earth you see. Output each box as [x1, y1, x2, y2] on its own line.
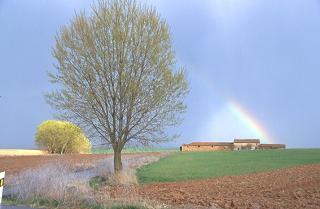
[1, 151, 320, 208]
[0, 152, 109, 176]
[101, 163, 320, 208]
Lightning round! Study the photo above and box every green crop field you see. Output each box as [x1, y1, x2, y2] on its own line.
[137, 149, 320, 184]
[91, 147, 179, 154]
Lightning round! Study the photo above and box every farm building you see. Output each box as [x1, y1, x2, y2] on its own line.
[259, 144, 286, 149]
[181, 139, 285, 151]
[233, 139, 260, 150]
[180, 142, 234, 151]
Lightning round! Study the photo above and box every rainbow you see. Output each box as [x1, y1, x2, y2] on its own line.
[188, 67, 275, 144]
[227, 100, 275, 144]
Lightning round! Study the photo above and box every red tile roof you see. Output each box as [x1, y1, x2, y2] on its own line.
[184, 142, 234, 146]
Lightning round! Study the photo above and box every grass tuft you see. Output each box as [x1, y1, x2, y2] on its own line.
[94, 152, 170, 186]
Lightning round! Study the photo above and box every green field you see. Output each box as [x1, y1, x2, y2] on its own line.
[91, 147, 179, 154]
[137, 149, 320, 184]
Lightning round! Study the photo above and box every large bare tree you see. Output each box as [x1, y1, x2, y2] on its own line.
[45, 0, 190, 175]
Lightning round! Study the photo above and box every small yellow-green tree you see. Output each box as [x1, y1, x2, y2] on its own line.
[35, 120, 91, 154]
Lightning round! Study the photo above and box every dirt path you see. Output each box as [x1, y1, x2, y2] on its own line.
[101, 163, 320, 208]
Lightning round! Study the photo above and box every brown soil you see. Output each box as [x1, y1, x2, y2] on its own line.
[101, 163, 320, 208]
[1, 154, 320, 208]
[0, 152, 153, 176]
[0, 153, 110, 176]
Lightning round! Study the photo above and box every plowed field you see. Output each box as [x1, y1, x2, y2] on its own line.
[0, 153, 110, 176]
[1, 153, 320, 208]
[101, 163, 320, 208]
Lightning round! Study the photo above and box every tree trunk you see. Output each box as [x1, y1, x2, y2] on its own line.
[113, 147, 123, 177]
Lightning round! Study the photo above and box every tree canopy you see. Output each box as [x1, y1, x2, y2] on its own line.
[45, 0, 190, 174]
[35, 120, 91, 154]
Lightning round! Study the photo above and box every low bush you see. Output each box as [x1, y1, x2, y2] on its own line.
[11, 164, 94, 205]
[71, 162, 96, 172]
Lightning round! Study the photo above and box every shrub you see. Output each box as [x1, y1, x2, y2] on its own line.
[34, 120, 91, 154]
[12, 164, 94, 205]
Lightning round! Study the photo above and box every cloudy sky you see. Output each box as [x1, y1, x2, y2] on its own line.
[1, 0, 320, 149]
